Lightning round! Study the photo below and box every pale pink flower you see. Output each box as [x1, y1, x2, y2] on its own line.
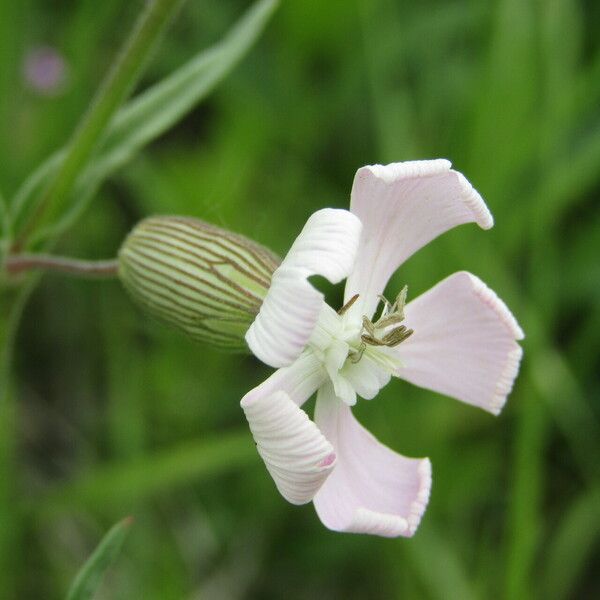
[241, 160, 524, 537]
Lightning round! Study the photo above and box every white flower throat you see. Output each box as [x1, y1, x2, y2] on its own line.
[307, 288, 414, 406]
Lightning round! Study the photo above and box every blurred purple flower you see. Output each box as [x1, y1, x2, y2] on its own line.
[23, 46, 68, 96]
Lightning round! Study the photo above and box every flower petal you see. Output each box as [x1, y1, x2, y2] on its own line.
[395, 271, 524, 415]
[313, 384, 431, 537]
[247, 208, 362, 368]
[344, 160, 493, 317]
[241, 352, 333, 505]
[243, 350, 326, 408]
[341, 354, 391, 400]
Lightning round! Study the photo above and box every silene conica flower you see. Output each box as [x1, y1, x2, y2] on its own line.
[119, 160, 524, 538]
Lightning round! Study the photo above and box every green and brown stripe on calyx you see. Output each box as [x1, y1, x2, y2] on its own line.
[118, 216, 280, 351]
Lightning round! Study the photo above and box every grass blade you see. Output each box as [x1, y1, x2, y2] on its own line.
[541, 487, 600, 600]
[505, 382, 548, 600]
[12, 0, 279, 241]
[401, 524, 476, 600]
[15, 0, 187, 244]
[34, 430, 255, 516]
[92, 0, 279, 179]
[0, 189, 9, 239]
[66, 517, 133, 600]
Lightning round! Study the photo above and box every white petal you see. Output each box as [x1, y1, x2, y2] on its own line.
[245, 270, 324, 368]
[243, 350, 326, 408]
[341, 355, 391, 400]
[240, 352, 333, 505]
[280, 208, 362, 281]
[395, 271, 524, 415]
[329, 372, 357, 406]
[344, 160, 493, 317]
[313, 385, 431, 538]
[241, 391, 335, 506]
[247, 209, 362, 368]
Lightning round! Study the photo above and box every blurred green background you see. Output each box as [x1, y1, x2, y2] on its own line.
[1, 0, 599, 598]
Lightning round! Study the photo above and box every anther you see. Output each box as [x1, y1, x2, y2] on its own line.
[359, 286, 414, 350]
[338, 294, 359, 316]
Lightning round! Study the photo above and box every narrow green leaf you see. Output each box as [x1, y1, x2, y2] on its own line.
[401, 524, 476, 600]
[66, 517, 133, 600]
[89, 0, 279, 181]
[530, 344, 600, 482]
[539, 0, 582, 157]
[358, 0, 420, 161]
[0, 307, 18, 597]
[532, 123, 600, 233]
[0, 0, 25, 184]
[33, 430, 256, 516]
[505, 381, 548, 600]
[0, 189, 8, 239]
[541, 487, 600, 600]
[16, 0, 187, 246]
[12, 153, 63, 226]
[467, 0, 539, 200]
[12, 0, 279, 242]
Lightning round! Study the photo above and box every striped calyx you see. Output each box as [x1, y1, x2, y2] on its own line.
[118, 216, 280, 351]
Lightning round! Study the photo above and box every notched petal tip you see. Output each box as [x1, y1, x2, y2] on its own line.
[313, 400, 432, 538]
[358, 159, 452, 183]
[341, 456, 432, 538]
[346, 159, 494, 317]
[358, 161, 493, 231]
[461, 271, 524, 416]
[407, 458, 432, 536]
[452, 170, 494, 230]
[489, 344, 524, 416]
[462, 272, 524, 340]
[396, 271, 524, 416]
[350, 457, 432, 538]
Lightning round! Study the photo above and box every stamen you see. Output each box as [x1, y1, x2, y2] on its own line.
[348, 343, 366, 363]
[344, 287, 414, 365]
[381, 325, 413, 347]
[357, 286, 414, 352]
[338, 293, 359, 316]
[377, 294, 393, 317]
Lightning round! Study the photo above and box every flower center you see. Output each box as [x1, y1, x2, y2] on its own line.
[308, 287, 414, 405]
[339, 286, 414, 363]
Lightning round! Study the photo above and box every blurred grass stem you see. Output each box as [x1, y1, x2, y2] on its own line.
[0, 190, 8, 238]
[0, 2, 185, 586]
[14, 0, 186, 248]
[5, 254, 119, 279]
[0, 288, 26, 594]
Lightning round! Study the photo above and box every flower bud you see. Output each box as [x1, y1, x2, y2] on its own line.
[118, 216, 279, 351]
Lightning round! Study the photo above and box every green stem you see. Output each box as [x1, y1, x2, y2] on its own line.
[15, 0, 185, 247]
[0, 288, 27, 594]
[505, 380, 548, 600]
[0, 190, 8, 239]
[5, 254, 119, 279]
[0, 1, 184, 584]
